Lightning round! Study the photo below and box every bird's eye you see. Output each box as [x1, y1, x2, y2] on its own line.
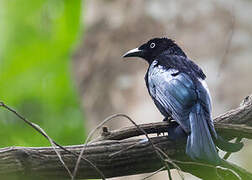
[150, 43, 155, 48]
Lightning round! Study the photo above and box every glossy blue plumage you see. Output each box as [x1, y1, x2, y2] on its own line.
[146, 57, 220, 164]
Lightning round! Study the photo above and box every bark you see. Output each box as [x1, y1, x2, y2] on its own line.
[0, 95, 252, 180]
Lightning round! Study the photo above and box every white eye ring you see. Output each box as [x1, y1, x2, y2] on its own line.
[150, 42, 155, 48]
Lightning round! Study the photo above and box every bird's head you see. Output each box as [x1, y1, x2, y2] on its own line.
[123, 37, 186, 63]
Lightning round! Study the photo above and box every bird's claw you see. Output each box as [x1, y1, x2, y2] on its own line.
[163, 116, 173, 123]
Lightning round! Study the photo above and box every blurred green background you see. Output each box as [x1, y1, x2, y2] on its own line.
[0, 0, 86, 146]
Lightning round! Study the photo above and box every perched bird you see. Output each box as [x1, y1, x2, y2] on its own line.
[123, 37, 243, 164]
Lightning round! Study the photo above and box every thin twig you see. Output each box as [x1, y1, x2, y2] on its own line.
[141, 166, 166, 180]
[0, 101, 105, 180]
[114, 114, 173, 180]
[0, 102, 73, 179]
[217, 166, 241, 180]
[156, 147, 185, 180]
[73, 113, 176, 180]
[72, 114, 129, 180]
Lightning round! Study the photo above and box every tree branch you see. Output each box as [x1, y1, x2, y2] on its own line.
[97, 95, 252, 141]
[0, 95, 252, 180]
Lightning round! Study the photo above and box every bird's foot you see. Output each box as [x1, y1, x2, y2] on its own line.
[163, 116, 173, 123]
[166, 123, 187, 140]
[157, 118, 177, 137]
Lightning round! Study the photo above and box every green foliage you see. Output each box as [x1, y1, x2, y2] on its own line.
[0, 0, 86, 146]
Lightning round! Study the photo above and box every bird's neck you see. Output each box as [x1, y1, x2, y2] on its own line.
[147, 45, 187, 65]
[162, 45, 187, 57]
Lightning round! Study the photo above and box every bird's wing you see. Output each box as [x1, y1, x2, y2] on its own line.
[148, 60, 215, 134]
[148, 62, 196, 132]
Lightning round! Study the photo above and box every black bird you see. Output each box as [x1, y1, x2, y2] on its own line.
[123, 37, 243, 164]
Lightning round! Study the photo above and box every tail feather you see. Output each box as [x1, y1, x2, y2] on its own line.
[186, 103, 220, 165]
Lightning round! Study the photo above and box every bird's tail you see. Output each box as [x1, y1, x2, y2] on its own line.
[186, 103, 220, 165]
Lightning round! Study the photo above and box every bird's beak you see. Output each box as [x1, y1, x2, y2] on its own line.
[122, 48, 144, 58]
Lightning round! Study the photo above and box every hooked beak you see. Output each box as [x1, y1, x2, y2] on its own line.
[122, 48, 144, 58]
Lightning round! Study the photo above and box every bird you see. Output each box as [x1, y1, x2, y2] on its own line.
[122, 37, 243, 165]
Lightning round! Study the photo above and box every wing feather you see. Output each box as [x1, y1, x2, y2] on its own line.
[148, 63, 196, 132]
[147, 58, 216, 136]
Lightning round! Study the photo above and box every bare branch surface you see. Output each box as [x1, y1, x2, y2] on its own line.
[0, 95, 252, 180]
[97, 95, 252, 141]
